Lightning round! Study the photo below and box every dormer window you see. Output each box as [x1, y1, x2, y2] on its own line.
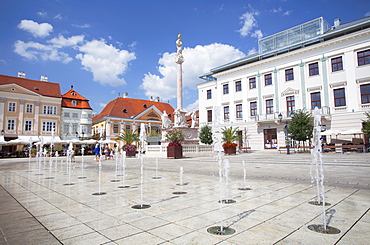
[72, 100, 77, 106]
[122, 109, 127, 113]
[34, 87, 39, 91]
[71, 92, 76, 96]
[143, 104, 147, 108]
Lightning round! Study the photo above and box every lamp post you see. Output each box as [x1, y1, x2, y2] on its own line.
[278, 113, 290, 155]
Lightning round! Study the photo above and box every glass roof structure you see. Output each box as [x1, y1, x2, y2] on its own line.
[258, 17, 331, 54]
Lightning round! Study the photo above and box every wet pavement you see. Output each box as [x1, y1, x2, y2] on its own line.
[0, 151, 369, 244]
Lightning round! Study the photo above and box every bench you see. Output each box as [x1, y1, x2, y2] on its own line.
[323, 145, 366, 153]
[239, 147, 251, 153]
[278, 146, 313, 153]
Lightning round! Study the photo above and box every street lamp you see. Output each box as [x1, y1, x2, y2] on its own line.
[278, 113, 290, 154]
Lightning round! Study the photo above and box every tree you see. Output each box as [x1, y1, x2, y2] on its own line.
[199, 125, 213, 145]
[116, 129, 139, 146]
[362, 111, 370, 135]
[287, 109, 313, 147]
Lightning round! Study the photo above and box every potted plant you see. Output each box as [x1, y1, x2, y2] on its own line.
[166, 129, 184, 159]
[222, 126, 239, 155]
[30, 148, 37, 158]
[116, 129, 139, 157]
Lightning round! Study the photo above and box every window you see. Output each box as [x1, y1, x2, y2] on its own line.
[309, 62, 319, 76]
[286, 96, 295, 114]
[360, 84, 370, 104]
[42, 122, 56, 131]
[331, 57, 343, 72]
[249, 77, 256, 89]
[264, 74, 272, 86]
[207, 89, 212, 99]
[64, 112, 70, 117]
[235, 81, 242, 92]
[7, 119, 15, 130]
[223, 106, 230, 120]
[207, 109, 212, 122]
[334, 88, 346, 107]
[250, 102, 257, 116]
[8, 102, 16, 112]
[223, 84, 229, 94]
[43, 105, 57, 115]
[266, 99, 274, 114]
[126, 124, 131, 130]
[236, 104, 243, 118]
[285, 68, 294, 81]
[113, 124, 119, 134]
[311, 92, 321, 109]
[358, 49, 370, 66]
[26, 104, 33, 113]
[25, 120, 32, 131]
[72, 113, 78, 118]
[63, 124, 70, 133]
[72, 100, 77, 106]
[72, 124, 78, 133]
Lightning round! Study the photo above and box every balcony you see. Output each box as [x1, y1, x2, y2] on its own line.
[255, 106, 331, 124]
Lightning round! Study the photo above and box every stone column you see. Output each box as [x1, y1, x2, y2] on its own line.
[18, 99, 25, 135]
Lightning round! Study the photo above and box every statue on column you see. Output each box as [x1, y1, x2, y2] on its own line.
[175, 34, 184, 64]
[161, 110, 171, 129]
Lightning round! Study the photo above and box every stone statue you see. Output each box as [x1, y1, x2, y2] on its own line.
[191, 111, 198, 128]
[175, 34, 184, 64]
[161, 110, 170, 129]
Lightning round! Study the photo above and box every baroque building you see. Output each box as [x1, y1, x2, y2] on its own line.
[61, 86, 93, 140]
[92, 94, 175, 146]
[0, 73, 62, 143]
[198, 16, 370, 150]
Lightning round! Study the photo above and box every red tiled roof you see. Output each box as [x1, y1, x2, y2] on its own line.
[93, 97, 175, 122]
[0, 74, 61, 98]
[61, 89, 92, 109]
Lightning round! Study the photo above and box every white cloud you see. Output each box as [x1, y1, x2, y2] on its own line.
[283, 10, 292, 16]
[251, 30, 263, 39]
[185, 99, 199, 113]
[54, 14, 62, 20]
[238, 11, 259, 37]
[270, 7, 282, 13]
[48, 34, 85, 48]
[14, 40, 72, 63]
[247, 48, 258, 55]
[17, 19, 53, 38]
[76, 39, 136, 87]
[73, 24, 90, 28]
[141, 43, 245, 101]
[37, 11, 47, 17]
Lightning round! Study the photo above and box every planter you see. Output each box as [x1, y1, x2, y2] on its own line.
[167, 145, 183, 159]
[125, 150, 136, 157]
[223, 146, 237, 155]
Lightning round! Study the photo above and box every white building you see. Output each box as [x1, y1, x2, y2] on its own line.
[198, 16, 370, 151]
[61, 86, 93, 140]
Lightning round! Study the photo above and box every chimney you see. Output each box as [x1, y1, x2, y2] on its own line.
[18, 71, 26, 78]
[334, 18, 341, 27]
[155, 96, 160, 102]
[40, 75, 48, 82]
[123, 92, 128, 98]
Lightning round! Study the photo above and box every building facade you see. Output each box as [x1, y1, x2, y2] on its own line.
[198, 16, 370, 150]
[61, 86, 93, 140]
[92, 95, 175, 146]
[0, 73, 62, 143]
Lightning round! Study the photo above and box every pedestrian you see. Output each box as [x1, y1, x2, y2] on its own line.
[93, 142, 100, 161]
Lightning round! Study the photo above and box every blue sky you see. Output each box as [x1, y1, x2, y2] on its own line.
[1, 0, 369, 114]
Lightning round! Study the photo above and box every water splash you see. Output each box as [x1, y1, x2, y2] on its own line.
[312, 107, 327, 229]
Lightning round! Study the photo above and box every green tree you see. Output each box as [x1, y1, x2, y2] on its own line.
[116, 129, 139, 145]
[221, 126, 239, 145]
[165, 129, 184, 144]
[199, 125, 213, 145]
[287, 109, 313, 147]
[362, 111, 370, 142]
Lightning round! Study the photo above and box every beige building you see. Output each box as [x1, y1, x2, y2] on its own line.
[0, 73, 61, 143]
[92, 95, 175, 146]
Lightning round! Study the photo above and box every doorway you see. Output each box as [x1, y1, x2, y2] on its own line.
[264, 128, 277, 149]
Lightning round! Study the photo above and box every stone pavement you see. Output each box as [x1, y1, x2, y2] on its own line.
[0, 151, 369, 244]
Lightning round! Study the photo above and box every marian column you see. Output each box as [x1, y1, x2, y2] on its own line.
[174, 34, 186, 127]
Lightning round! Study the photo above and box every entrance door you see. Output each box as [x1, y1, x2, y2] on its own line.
[264, 128, 277, 149]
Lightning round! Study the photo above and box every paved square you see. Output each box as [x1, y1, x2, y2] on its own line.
[0, 151, 369, 244]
